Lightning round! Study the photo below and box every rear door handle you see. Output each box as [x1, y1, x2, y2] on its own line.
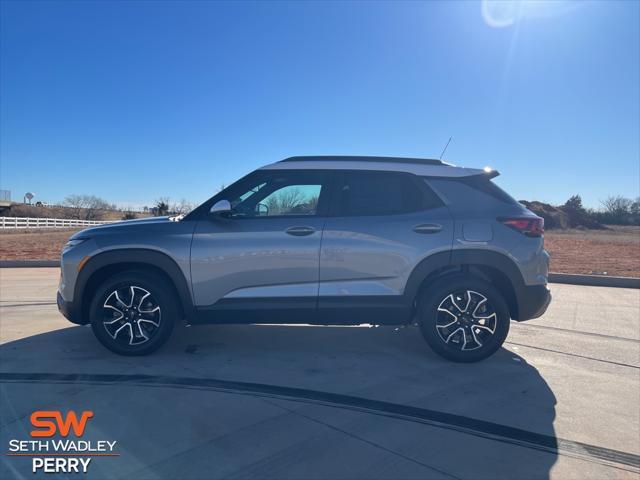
[285, 226, 316, 236]
[413, 223, 442, 234]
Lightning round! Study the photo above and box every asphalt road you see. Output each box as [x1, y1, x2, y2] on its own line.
[1, 268, 639, 479]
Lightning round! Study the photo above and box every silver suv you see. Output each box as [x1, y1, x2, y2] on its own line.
[57, 156, 551, 362]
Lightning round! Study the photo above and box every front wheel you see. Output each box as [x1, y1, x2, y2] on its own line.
[89, 271, 177, 355]
[419, 276, 510, 362]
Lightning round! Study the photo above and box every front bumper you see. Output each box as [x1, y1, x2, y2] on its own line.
[57, 291, 84, 325]
[514, 284, 551, 321]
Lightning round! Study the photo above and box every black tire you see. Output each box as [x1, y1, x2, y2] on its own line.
[89, 270, 177, 355]
[418, 275, 510, 363]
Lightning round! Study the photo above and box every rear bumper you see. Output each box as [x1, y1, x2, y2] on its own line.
[514, 284, 551, 321]
[57, 291, 84, 325]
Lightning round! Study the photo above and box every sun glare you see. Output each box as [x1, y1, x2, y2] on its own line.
[481, 0, 523, 28]
[481, 0, 586, 28]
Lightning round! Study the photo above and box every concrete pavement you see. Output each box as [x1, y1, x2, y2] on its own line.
[1, 268, 639, 479]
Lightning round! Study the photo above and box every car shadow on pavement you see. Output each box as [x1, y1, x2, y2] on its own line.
[0, 323, 561, 479]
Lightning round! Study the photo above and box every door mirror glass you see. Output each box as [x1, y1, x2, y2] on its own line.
[209, 199, 232, 216]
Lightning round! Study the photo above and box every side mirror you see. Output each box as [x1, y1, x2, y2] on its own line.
[209, 199, 232, 217]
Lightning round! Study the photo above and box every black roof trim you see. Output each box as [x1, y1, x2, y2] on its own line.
[279, 156, 449, 166]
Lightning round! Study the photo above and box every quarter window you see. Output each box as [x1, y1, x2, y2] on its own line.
[426, 176, 518, 208]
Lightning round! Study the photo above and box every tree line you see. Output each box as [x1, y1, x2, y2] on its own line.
[9, 192, 637, 226]
[4, 195, 196, 221]
[563, 195, 640, 226]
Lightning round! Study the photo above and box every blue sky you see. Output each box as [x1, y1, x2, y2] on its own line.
[1, 0, 638, 209]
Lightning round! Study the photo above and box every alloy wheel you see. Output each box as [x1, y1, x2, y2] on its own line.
[435, 290, 497, 351]
[102, 286, 161, 346]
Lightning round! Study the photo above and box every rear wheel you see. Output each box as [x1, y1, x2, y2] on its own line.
[418, 276, 510, 362]
[89, 271, 177, 355]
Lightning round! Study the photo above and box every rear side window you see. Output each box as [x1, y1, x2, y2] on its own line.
[426, 176, 518, 209]
[332, 171, 442, 216]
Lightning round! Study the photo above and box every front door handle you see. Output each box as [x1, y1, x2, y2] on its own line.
[413, 223, 442, 234]
[285, 226, 316, 236]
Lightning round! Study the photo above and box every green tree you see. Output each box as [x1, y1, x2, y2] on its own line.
[564, 195, 584, 211]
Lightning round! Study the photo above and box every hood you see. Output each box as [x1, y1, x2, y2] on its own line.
[70, 216, 174, 239]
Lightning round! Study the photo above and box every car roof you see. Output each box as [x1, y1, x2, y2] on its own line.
[260, 156, 497, 178]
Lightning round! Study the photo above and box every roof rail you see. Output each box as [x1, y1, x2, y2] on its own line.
[279, 156, 448, 166]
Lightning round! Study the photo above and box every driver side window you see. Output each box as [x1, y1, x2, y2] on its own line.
[228, 171, 327, 218]
[260, 184, 321, 216]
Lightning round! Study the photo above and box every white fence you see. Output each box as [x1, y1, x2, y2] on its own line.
[0, 216, 114, 229]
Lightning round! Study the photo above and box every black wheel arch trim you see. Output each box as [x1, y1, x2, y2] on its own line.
[449, 249, 526, 289]
[72, 249, 194, 324]
[404, 250, 452, 304]
[405, 248, 542, 321]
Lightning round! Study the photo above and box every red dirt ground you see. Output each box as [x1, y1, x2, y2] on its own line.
[0, 229, 80, 262]
[543, 226, 639, 277]
[1, 226, 639, 277]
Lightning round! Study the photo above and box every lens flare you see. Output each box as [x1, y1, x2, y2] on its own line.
[481, 0, 587, 28]
[481, 0, 523, 28]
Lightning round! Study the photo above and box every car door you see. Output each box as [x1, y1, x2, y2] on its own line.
[318, 170, 453, 322]
[190, 169, 330, 316]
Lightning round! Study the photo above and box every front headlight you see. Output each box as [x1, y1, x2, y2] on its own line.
[63, 238, 88, 250]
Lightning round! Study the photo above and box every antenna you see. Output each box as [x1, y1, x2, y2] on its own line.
[439, 137, 452, 160]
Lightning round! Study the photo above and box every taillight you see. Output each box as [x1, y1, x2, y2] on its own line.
[499, 217, 544, 237]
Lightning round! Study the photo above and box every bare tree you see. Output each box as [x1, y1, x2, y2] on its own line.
[305, 195, 319, 212]
[601, 196, 633, 217]
[265, 188, 304, 215]
[64, 194, 110, 220]
[64, 195, 85, 219]
[262, 188, 319, 215]
[172, 198, 194, 215]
